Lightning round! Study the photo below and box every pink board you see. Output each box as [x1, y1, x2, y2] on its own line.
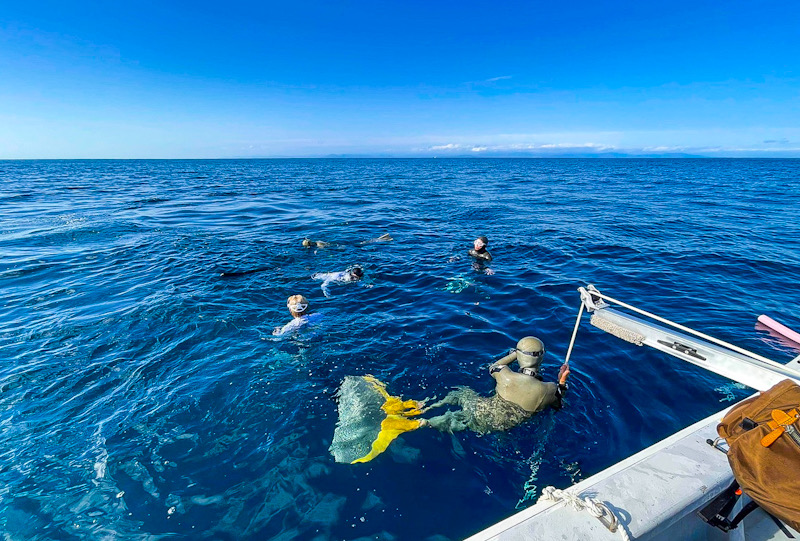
[758, 314, 800, 345]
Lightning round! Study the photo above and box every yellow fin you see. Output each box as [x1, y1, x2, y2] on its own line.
[349, 376, 424, 464]
[351, 416, 422, 463]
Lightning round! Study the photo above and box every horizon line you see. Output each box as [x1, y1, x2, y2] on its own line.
[4, 155, 800, 161]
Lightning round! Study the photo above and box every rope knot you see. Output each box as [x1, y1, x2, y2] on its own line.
[538, 486, 630, 541]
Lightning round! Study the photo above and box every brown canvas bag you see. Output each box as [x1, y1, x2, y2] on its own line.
[717, 378, 800, 531]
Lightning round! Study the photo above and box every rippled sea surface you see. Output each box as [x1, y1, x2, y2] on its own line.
[2, 159, 800, 540]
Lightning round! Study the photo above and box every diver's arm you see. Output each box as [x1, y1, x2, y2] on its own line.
[321, 280, 332, 297]
[273, 317, 306, 336]
[550, 364, 571, 410]
[468, 249, 492, 261]
[489, 350, 517, 379]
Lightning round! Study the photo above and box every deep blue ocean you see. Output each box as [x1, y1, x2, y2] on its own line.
[2, 159, 800, 540]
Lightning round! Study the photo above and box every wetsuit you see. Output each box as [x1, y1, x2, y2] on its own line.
[273, 313, 323, 336]
[427, 370, 566, 433]
[468, 248, 492, 261]
[312, 271, 356, 297]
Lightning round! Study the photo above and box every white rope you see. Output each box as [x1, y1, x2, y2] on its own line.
[540, 486, 631, 541]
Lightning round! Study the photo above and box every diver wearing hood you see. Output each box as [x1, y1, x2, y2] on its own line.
[489, 336, 569, 412]
[423, 336, 570, 433]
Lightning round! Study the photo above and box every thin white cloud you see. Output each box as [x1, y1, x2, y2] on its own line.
[485, 75, 513, 82]
[426, 141, 613, 153]
[429, 143, 462, 150]
[537, 143, 611, 150]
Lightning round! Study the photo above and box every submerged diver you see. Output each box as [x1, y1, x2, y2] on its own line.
[312, 266, 364, 297]
[360, 233, 393, 244]
[273, 294, 322, 336]
[422, 337, 570, 433]
[304, 233, 392, 249]
[468, 236, 493, 262]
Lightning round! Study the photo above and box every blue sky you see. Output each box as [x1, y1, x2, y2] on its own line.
[1, 1, 798, 158]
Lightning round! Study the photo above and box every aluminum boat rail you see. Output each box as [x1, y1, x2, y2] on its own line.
[572, 285, 800, 391]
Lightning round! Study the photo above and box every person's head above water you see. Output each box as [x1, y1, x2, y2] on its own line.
[302, 238, 329, 248]
[515, 336, 545, 374]
[473, 236, 489, 252]
[287, 294, 309, 318]
[349, 266, 364, 280]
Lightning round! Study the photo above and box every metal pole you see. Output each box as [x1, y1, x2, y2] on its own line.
[563, 302, 586, 366]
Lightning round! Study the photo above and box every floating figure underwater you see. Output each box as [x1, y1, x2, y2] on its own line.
[329, 337, 570, 463]
[312, 266, 364, 297]
[304, 233, 392, 249]
[272, 294, 323, 336]
[360, 232, 394, 245]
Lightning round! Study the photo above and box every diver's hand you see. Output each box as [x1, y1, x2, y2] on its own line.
[558, 364, 570, 385]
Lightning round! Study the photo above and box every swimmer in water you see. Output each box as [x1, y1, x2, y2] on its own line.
[421, 337, 570, 433]
[468, 236, 492, 262]
[302, 238, 330, 249]
[273, 294, 322, 336]
[312, 266, 364, 297]
[360, 233, 393, 244]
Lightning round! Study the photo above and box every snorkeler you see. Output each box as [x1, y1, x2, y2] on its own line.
[305, 234, 393, 248]
[272, 294, 322, 336]
[302, 238, 330, 249]
[422, 337, 570, 433]
[311, 266, 364, 297]
[360, 233, 393, 244]
[468, 236, 492, 261]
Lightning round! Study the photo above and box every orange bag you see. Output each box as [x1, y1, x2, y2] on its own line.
[717, 379, 800, 531]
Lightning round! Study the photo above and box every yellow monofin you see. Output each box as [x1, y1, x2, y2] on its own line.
[351, 376, 423, 463]
[329, 375, 424, 464]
